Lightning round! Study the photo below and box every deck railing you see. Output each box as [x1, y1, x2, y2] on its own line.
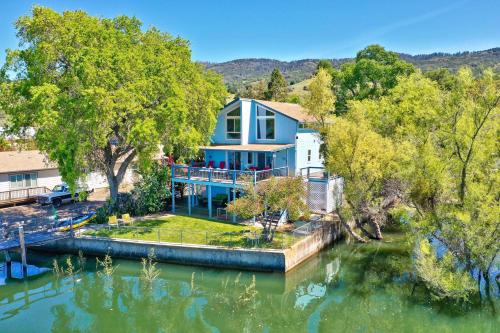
[172, 165, 289, 185]
[0, 187, 50, 203]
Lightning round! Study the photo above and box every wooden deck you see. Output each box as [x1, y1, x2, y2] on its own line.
[0, 187, 50, 208]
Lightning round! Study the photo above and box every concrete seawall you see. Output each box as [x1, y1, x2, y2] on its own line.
[34, 222, 340, 272]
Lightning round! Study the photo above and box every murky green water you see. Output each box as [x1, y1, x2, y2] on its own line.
[0, 233, 498, 332]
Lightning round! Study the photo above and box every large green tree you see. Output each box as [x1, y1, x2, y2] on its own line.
[359, 69, 499, 300]
[332, 44, 415, 113]
[265, 68, 288, 101]
[0, 7, 226, 202]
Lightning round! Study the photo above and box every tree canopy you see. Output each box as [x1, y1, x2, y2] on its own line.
[332, 44, 415, 113]
[0, 6, 227, 202]
[265, 68, 288, 101]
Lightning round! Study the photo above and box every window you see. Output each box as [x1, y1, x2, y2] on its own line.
[226, 107, 241, 139]
[256, 106, 275, 140]
[9, 173, 38, 189]
[307, 149, 312, 162]
[247, 152, 253, 164]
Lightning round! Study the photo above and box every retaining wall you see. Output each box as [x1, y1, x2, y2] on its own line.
[34, 222, 339, 272]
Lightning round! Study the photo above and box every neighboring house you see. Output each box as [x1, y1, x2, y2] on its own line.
[0, 150, 135, 206]
[171, 98, 343, 220]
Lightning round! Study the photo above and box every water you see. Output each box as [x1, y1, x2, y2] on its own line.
[0, 233, 498, 332]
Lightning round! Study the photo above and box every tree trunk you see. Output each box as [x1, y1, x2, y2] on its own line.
[107, 171, 120, 205]
[338, 213, 367, 243]
[371, 219, 383, 240]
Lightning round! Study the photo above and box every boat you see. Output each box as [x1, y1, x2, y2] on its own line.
[56, 212, 96, 232]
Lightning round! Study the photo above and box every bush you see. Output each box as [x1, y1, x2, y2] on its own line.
[132, 164, 171, 216]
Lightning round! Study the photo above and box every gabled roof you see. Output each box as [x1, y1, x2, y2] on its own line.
[254, 100, 315, 123]
[221, 98, 315, 123]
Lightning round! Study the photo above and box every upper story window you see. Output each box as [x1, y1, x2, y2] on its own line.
[256, 106, 275, 140]
[9, 173, 38, 189]
[226, 107, 241, 140]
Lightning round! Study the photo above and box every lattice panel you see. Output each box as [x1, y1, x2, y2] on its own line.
[307, 182, 327, 213]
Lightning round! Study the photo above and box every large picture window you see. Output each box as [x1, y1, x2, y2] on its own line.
[256, 106, 275, 140]
[9, 173, 38, 189]
[226, 107, 241, 140]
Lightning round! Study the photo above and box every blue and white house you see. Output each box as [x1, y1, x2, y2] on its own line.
[171, 98, 342, 220]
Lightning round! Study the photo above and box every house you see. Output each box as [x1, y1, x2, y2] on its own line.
[171, 98, 343, 220]
[0, 150, 135, 206]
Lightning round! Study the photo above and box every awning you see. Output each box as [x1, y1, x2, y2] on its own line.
[200, 144, 295, 152]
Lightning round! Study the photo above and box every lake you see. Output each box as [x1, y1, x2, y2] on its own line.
[0, 233, 498, 332]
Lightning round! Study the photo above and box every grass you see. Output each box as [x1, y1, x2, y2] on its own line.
[85, 215, 299, 249]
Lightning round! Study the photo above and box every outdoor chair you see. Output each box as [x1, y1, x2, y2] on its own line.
[207, 161, 215, 168]
[218, 161, 225, 169]
[108, 215, 119, 227]
[121, 214, 132, 225]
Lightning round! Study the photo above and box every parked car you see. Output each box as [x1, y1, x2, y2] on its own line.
[36, 183, 92, 207]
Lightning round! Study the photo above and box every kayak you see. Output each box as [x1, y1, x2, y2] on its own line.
[56, 212, 96, 232]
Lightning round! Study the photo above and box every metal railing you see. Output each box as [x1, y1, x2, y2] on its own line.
[83, 224, 302, 249]
[172, 165, 289, 185]
[0, 186, 50, 203]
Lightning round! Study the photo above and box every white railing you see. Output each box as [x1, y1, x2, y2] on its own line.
[172, 165, 289, 185]
[0, 187, 50, 202]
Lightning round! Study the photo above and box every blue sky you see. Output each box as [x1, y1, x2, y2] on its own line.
[0, 0, 498, 62]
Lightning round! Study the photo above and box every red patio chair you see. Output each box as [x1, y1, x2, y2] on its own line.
[218, 161, 226, 169]
[207, 161, 214, 168]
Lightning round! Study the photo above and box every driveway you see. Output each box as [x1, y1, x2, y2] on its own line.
[0, 188, 108, 224]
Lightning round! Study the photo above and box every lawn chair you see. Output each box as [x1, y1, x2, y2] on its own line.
[121, 214, 132, 225]
[108, 215, 119, 227]
[218, 161, 225, 169]
[207, 161, 215, 168]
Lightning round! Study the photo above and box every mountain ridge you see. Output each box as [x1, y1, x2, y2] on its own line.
[204, 47, 500, 87]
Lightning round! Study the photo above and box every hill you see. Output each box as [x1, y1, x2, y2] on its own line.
[204, 48, 500, 87]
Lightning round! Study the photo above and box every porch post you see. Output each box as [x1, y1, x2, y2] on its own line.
[208, 185, 212, 219]
[285, 148, 289, 176]
[232, 187, 236, 223]
[188, 183, 192, 216]
[171, 180, 176, 213]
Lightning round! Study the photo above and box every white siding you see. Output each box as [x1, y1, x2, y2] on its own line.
[295, 131, 323, 175]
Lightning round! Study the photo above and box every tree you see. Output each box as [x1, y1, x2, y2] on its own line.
[302, 68, 335, 128]
[316, 59, 335, 76]
[240, 80, 267, 100]
[226, 177, 309, 240]
[0, 7, 227, 203]
[332, 45, 415, 113]
[358, 68, 500, 300]
[322, 110, 397, 242]
[265, 68, 288, 101]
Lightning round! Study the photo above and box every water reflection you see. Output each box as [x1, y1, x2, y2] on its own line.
[0, 234, 498, 332]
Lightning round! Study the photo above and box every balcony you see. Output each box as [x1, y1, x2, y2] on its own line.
[171, 165, 289, 187]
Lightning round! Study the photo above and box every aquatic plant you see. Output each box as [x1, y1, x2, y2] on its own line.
[96, 254, 117, 278]
[140, 249, 160, 288]
[237, 275, 258, 308]
[65, 257, 75, 277]
[52, 259, 64, 278]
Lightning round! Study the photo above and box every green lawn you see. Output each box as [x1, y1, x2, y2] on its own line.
[85, 215, 298, 249]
